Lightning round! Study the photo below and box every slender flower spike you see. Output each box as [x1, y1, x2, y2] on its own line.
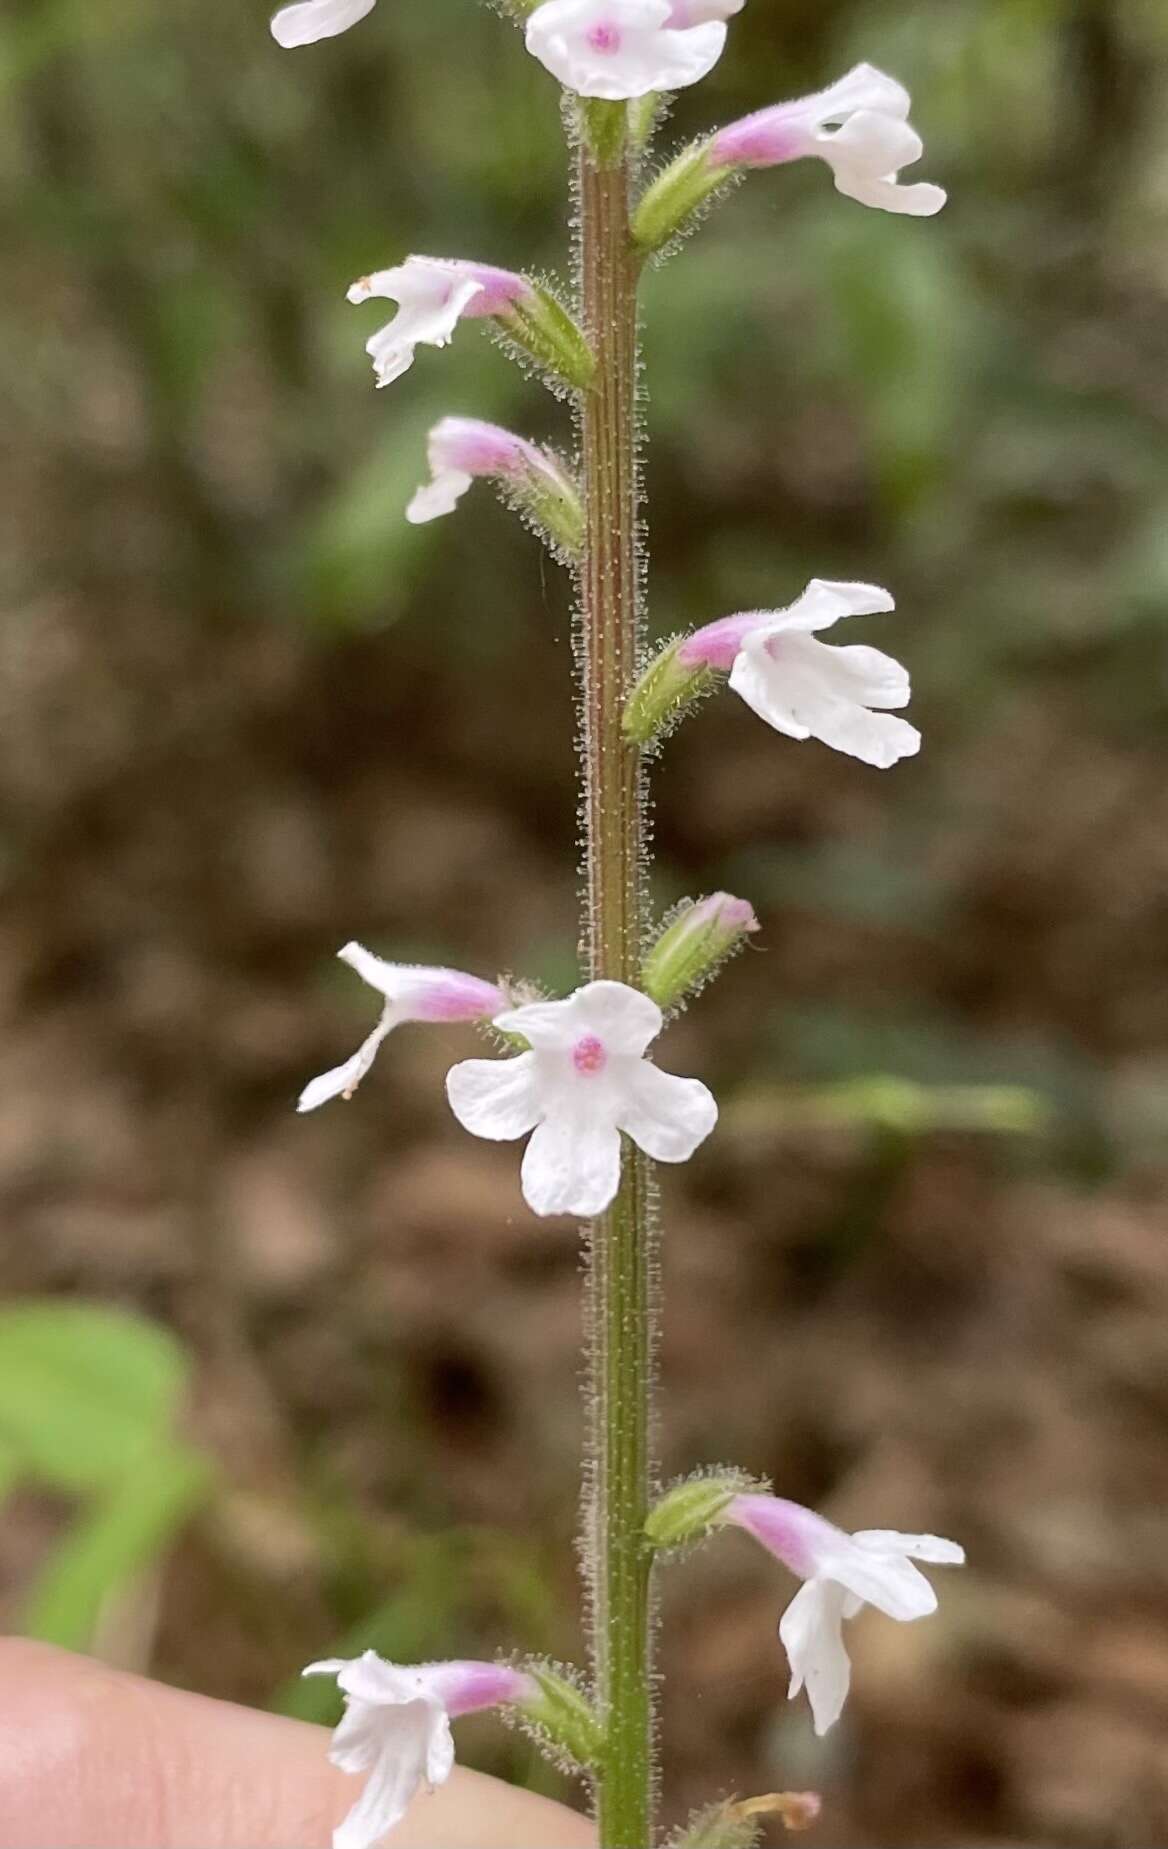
[407, 416, 584, 557]
[709, 63, 946, 216]
[346, 259, 534, 389]
[305, 1652, 536, 1849]
[724, 1495, 964, 1736]
[525, 0, 733, 100]
[679, 579, 920, 769]
[270, 0, 375, 47]
[298, 943, 504, 1114]
[446, 980, 718, 1217]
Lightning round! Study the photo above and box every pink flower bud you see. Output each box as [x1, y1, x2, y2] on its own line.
[406, 418, 582, 551]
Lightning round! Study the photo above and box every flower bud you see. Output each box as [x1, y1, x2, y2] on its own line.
[643, 894, 759, 1012]
[645, 1469, 761, 1549]
[622, 635, 713, 748]
[519, 1662, 605, 1768]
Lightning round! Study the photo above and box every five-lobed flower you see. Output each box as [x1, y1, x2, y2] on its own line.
[626, 579, 920, 769]
[723, 1495, 964, 1736]
[298, 943, 504, 1114]
[525, 0, 737, 100]
[305, 1651, 536, 1849]
[709, 63, 946, 216]
[346, 258, 533, 389]
[446, 979, 718, 1217]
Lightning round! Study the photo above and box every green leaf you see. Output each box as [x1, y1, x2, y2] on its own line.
[23, 1445, 212, 1650]
[0, 1302, 192, 1491]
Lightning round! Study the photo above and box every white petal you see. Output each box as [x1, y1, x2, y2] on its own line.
[730, 631, 920, 768]
[809, 62, 911, 125]
[496, 980, 662, 1056]
[333, 1704, 438, 1849]
[446, 1053, 542, 1141]
[825, 1544, 938, 1621]
[271, 0, 375, 48]
[779, 1580, 852, 1736]
[853, 1529, 966, 1565]
[806, 642, 911, 709]
[798, 700, 921, 768]
[406, 468, 474, 525]
[833, 170, 947, 216]
[767, 578, 896, 635]
[520, 1114, 623, 1217]
[298, 1012, 394, 1113]
[337, 941, 403, 998]
[618, 1061, 718, 1163]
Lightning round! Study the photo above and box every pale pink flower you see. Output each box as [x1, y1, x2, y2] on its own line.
[270, 0, 375, 48]
[406, 416, 576, 529]
[526, 0, 730, 100]
[305, 1652, 535, 1849]
[680, 579, 920, 769]
[709, 63, 946, 216]
[347, 258, 533, 388]
[726, 1495, 964, 1736]
[446, 980, 717, 1217]
[299, 943, 503, 1113]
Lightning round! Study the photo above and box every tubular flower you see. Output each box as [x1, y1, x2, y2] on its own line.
[298, 943, 504, 1114]
[347, 258, 533, 389]
[305, 1652, 536, 1849]
[407, 417, 582, 555]
[709, 63, 945, 216]
[680, 579, 920, 769]
[724, 1496, 964, 1737]
[446, 979, 718, 1218]
[270, 0, 375, 48]
[525, 0, 731, 100]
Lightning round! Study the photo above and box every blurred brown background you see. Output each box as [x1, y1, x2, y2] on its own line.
[2, 0, 1168, 1842]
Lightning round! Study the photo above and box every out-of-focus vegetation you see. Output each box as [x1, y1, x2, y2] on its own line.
[1, 1, 1167, 1844]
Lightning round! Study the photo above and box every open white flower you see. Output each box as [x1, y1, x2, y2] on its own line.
[305, 1652, 535, 1849]
[298, 943, 503, 1113]
[725, 1494, 965, 1735]
[710, 63, 945, 217]
[526, 0, 729, 100]
[446, 979, 717, 1217]
[270, 0, 376, 49]
[347, 257, 533, 389]
[680, 579, 919, 769]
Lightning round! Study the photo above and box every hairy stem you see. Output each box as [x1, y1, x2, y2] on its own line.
[577, 147, 655, 1846]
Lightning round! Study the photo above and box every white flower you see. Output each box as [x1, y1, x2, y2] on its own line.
[305, 1652, 534, 1849]
[346, 258, 532, 389]
[726, 1495, 965, 1735]
[446, 979, 718, 1217]
[298, 943, 503, 1113]
[525, 0, 729, 100]
[270, 0, 376, 49]
[710, 63, 946, 217]
[680, 579, 920, 769]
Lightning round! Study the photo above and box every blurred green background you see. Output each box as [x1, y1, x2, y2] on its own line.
[2, 0, 1168, 1842]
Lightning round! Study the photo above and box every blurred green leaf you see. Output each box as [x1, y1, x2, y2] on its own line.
[23, 1445, 213, 1649]
[0, 1301, 191, 1491]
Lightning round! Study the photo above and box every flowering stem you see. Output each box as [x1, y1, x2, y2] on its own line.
[576, 145, 655, 1847]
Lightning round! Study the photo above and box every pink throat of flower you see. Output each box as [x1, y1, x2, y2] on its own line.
[572, 1034, 608, 1076]
[585, 22, 623, 53]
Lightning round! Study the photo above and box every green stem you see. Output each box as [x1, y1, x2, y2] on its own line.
[577, 149, 655, 1846]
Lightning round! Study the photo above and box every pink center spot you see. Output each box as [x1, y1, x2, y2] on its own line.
[572, 1034, 608, 1076]
[585, 21, 622, 53]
